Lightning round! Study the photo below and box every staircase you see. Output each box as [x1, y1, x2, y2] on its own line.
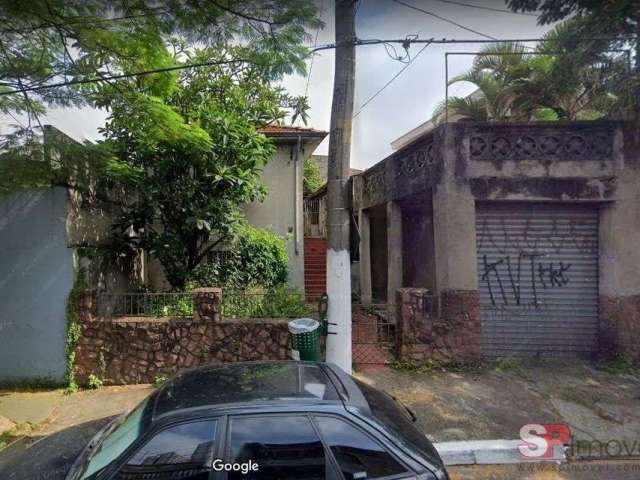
[304, 237, 327, 302]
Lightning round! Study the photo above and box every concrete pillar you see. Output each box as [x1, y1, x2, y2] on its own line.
[387, 201, 403, 304]
[193, 288, 222, 322]
[432, 183, 478, 294]
[358, 209, 372, 304]
[598, 126, 640, 360]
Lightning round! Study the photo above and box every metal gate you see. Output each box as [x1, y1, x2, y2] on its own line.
[351, 305, 396, 365]
[476, 203, 599, 358]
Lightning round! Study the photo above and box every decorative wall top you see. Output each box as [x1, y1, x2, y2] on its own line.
[468, 127, 614, 162]
[394, 141, 437, 180]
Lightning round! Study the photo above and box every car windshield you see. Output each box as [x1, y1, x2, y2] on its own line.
[80, 398, 151, 479]
[353, 378, 440, 464]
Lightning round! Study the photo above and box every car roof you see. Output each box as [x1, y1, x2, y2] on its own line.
[151, 361, 365, 421]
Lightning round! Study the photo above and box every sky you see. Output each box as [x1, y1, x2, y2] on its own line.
[5, 0, 556, 171]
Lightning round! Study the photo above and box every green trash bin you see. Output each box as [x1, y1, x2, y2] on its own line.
[289, 318, 321, 361]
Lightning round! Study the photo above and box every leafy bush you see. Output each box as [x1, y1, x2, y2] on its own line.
[154, 374, 169, 387]
[223, 286, 309, 318]
[187, 224, 288, 289]
[87, 374, 103, 389]
[303, 157, 323, 194]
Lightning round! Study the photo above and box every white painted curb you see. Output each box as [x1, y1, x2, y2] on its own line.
[434, 439, 567, 466]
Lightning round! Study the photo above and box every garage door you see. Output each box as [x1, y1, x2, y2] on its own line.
[476, 203, 599, 358]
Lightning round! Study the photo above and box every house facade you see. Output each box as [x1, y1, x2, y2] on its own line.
[0, 125, 326, 382]
[353, 120, 640, 361]
[143, 125, 327, 291]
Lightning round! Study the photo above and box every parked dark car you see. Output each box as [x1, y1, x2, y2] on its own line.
[62, 361, 447, 480]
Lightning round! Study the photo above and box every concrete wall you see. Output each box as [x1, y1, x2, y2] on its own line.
[244, 142, 308, 290]
[0, 187, 73, 382]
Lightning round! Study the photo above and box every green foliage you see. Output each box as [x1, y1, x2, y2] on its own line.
[494, 357, 523, 373]
[435, 19, 634, 122]
[222, 286, 308, 318]
[507, 0, 638, 36]
[187, 225, 288, 290]
[303, 157, 323, 194]
[100, 51, 307, 288]
[0, 1, 321, 119]
[598, 353, 636, 375]
[0, 422, 35, 452]
[86, 374, 103, 390]
[153, 375, 169, 388]
[391, 359, 486, 375]
[64, 271, 87, 394]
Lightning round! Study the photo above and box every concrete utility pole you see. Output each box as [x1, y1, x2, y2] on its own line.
[325, 0, 356, 374]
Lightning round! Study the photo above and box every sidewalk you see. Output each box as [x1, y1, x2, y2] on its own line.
[355, 360, 640, 459]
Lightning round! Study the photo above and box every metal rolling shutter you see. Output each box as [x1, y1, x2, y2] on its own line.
[476, 203, 599, 358]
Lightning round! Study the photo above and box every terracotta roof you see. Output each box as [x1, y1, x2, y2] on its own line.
[257, 125, 328, 138]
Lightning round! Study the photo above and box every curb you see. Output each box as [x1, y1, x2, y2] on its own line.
[434, 439, 566, 466]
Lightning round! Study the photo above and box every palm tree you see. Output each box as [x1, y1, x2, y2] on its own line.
[433, 20, 631, 123]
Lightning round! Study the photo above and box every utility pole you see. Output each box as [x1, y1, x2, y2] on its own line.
[325, 0, 356, 373]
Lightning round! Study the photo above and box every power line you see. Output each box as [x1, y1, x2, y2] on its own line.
[390, 0, 497, 40]
[304, 0, 325, 99]
[0, 8, 169, 34]
[353, 41, 433, 118]
[430, 0, 538, 16]
[312, 34, 638, 52]
[2, 35, 636, 97]
[0, 58, 248, 96]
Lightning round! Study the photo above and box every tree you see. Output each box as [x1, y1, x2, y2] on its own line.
[434, 21, 631, 122]
[303, 157, 323, 194]
[507, 0, 639, 119]
[0, 0, 320, 126]
[100, 47, 302, 289]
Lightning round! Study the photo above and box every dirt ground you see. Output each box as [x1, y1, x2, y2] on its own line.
[354, 360, 640, 450]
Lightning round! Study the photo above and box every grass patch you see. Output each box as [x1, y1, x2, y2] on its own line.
[0, 377, 62, 392]
[391, 359, 486, 375]
[0, 421, 36, 451]
[558, 386, 601, 410]
[494, 357, 523, 372]
[597, 354, 636, 375]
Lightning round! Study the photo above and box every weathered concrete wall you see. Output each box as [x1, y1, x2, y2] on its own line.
[244, 143, 304, 288]
[402, 211, 434, 291]
[75, 289, 291, 385]
[598, 127, 640, 360]
[0, 187, 73, 382]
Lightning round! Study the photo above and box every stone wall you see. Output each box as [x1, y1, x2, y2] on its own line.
[599, 294, 640, 361]
[74, 290, 291, 385]
[396, 288, 481, 363]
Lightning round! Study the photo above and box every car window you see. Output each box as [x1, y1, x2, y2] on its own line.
[353, 378, 440, 463]
[81, 398, 151, 479]
[315, 416, 408, 480]
[113, 420, 217, 480]
[227, 415, 327, 480]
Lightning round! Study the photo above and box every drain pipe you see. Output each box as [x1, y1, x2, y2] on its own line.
[293, 135, 302, 255]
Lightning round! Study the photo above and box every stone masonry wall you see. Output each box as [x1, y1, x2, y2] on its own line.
[396, 288, 481, 363]
[75, 290, 291, 385]
[599, 294, 640, 361]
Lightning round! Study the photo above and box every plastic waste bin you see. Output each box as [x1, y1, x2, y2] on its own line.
[289, 318, 321, 361]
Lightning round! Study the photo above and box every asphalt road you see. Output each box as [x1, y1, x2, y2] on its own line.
[0, 417, 111, 480]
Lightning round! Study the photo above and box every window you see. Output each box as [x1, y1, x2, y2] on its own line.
[353, 378, 440, 463]
[315, 416, 408, 480]
[114, 420, 217, 480]
[228, 416, 327, 480]
[81, 398, 152, 479]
